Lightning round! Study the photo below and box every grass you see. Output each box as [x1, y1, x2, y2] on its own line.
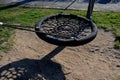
[92, 11, 120, 49]
[0, 5, 120, 51]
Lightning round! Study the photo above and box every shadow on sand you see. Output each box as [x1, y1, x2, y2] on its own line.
[0, 0, 41, 11]
[83, 0, 120, 4]
[0, 0, 71, 11]
[0, 46, 66, 80]
[1, 0, 119, 11]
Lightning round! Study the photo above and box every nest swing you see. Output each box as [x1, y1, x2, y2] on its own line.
[0, 0, 97, 46]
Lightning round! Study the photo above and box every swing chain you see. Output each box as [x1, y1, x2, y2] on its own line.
[59, 0, 77, 14]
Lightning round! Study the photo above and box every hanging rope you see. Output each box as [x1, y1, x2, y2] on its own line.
[0, 22, 37, 32]
[59, 0, 77, 14]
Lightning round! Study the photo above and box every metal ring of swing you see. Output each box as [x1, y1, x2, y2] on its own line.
[35, 14, 97, 46]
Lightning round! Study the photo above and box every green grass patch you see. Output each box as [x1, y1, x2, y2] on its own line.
[0, 27, 14, 51]
[92, 11, 120, 49]
[0, 5, 120, 50]
[93, 11, 120, 36]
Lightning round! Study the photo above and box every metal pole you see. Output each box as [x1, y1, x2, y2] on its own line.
[86, 0, 96, 20]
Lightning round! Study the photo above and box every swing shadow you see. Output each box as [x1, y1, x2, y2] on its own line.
[83, 0, 120, 4]
[0, 46, 66, 80]
[0, 0, 72, 11]
[0, 0, 41, 11]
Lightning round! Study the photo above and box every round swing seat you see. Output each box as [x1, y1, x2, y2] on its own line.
[35, 14, 97, 46]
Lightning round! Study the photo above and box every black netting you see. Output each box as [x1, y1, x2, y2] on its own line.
[39, 15, 92, 40]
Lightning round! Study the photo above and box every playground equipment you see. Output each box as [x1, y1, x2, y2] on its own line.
[0, 0, 97, 46]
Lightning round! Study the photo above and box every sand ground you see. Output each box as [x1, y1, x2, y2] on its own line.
[0, 28, 120, 80]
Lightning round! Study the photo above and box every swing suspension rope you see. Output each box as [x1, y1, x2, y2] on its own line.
[0, 22, 37, 32]
[59, 0, 77, 14]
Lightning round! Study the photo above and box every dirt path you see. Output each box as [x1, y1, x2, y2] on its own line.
[0, 28, 120, 80]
